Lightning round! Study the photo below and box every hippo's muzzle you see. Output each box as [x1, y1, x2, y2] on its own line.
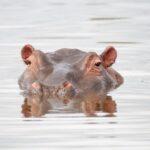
[23, 82, 77, 104]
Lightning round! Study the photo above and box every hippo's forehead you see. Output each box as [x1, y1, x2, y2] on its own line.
[42, 63, 72, 86]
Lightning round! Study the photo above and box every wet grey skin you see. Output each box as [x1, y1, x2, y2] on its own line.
[18, 45, 124, 116]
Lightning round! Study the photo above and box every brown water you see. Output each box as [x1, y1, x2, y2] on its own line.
[0, 0, 150, 149]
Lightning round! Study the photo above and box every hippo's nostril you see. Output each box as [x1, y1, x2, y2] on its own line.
[63, 81, 72, 88]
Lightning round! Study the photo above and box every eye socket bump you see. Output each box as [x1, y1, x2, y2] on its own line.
[95, 62, 101, 67]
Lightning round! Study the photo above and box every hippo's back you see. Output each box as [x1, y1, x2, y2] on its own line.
[46, 48, 87, 65]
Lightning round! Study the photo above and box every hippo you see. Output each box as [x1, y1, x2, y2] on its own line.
[18, 44, 124, 117]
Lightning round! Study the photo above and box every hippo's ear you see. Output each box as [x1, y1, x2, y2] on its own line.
[21, 44, 35, 65]
[100, 46, 117, 68]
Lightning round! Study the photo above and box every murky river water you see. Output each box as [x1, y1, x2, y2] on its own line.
[0, 0, 150, 149]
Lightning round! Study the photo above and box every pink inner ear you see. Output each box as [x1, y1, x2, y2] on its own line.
[105, 47, 117, 59]
[101, 46, 117, 67]
[21, 45, 33, 60]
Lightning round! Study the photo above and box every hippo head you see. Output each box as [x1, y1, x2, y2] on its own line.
[19, 44, 123, 116]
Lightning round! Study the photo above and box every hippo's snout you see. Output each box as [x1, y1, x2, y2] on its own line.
[56, 81, 77, 100]
[28, 81, 77, 103]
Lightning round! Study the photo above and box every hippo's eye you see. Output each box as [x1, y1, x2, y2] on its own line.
[95, 62, 101, 67]
[24, 60, 31, 65]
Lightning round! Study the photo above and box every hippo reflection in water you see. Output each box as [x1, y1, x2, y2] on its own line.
[21, 96, 117, 117]
[18, 44, 124, 117]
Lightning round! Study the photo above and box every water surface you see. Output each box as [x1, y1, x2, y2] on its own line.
[0, 0, 150, 149]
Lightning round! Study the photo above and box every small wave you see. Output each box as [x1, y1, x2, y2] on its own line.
[90, 17, 128, 21]
[112, 93, 150, 100]
[120, 70, 150, 77]
[0, 25, 39, 29]
[97, 41, 139, 45]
